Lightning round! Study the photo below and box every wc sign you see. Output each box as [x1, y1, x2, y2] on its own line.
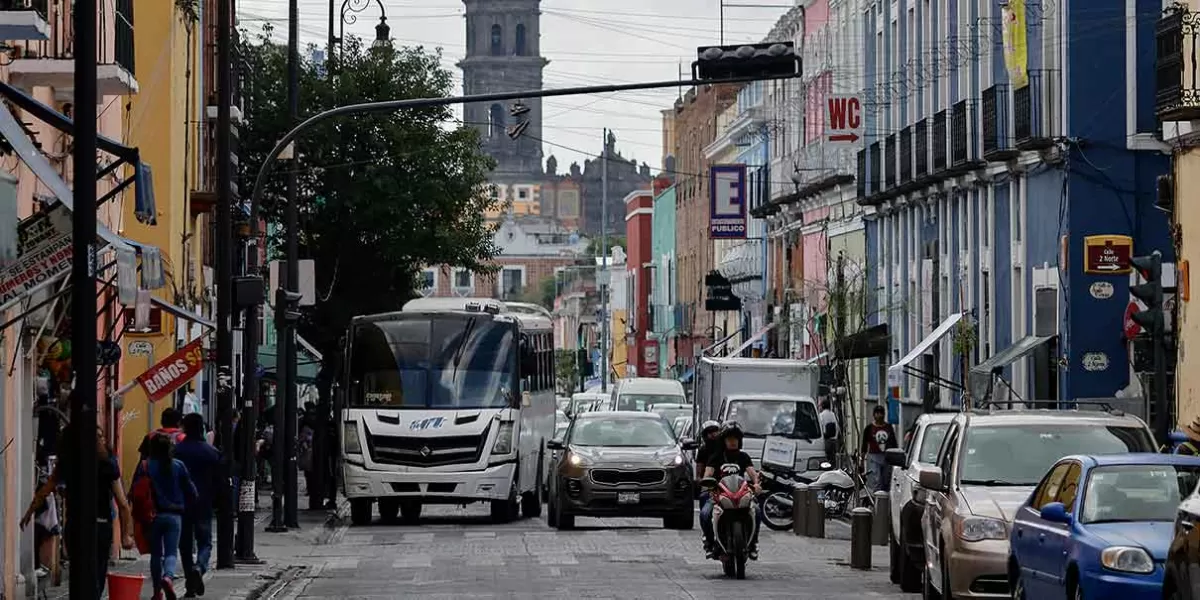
[709, 164, 747, 239]
[825, 94, 863, 144]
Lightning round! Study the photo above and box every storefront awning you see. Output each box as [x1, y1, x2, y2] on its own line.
[730, 322, 777, 356]
[834, 323, 891, 360]
[970, 335, 1054, 376]
[889, 312, 965, 373]
[150, 296, 215, 330]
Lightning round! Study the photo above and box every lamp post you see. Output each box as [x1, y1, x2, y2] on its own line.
[328, 0, 391, 62]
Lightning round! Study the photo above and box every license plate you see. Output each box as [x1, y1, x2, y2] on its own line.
[617, 492, 640, 505]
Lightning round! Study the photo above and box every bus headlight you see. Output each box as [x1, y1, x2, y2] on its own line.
[493, 422, 515, 455]
[343, 422, 362, 455]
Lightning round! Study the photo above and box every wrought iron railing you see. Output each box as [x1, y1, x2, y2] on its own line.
[868, 141, 881, 194]
[856, 148, 867, 198]
[981, 84, 1015, 160]
[1015, 69, 1059, 149]
[114, 0, 134, 75]
[899, 126, 912, 183]
[884, 134, 896, 189]
[914, 118, 928, 178]
[17, 0, 135, 76]
[932, 110, 948, 171]
[951, 100, 975, 165]
[1156, 5, 1200, 121]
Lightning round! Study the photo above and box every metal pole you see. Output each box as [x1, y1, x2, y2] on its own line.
[68, 1, 99, 591]
[719, 0, 725, 44]
[871, 490, 890, 546]
[600, 128, 609, 393]
[283, 0, 302, 526]
[215, 0, 237, 570]
[791, 483, 808, 536]
[849, 506, 873, 570]
[327, 0, 335, 66]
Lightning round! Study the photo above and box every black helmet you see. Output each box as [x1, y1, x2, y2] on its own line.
[700, 420, 720, 436]
[719, 421, 744, 441]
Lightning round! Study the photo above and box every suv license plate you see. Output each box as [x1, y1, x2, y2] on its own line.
[617, 492, 640, 504]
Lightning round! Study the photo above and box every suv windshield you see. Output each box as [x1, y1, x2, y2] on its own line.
[1081, 464, 1200, 523]
[616, 394, 684, 411]
[347, 316, 517, 409]
[960, 424, 1154, 486]
[726, 399, 821, 439]
[569, 416, 677, 447]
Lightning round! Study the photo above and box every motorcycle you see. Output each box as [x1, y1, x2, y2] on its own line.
[809, 464, 855, 519]
[757, 463, 798, 531]
[702, 464, 759, 580]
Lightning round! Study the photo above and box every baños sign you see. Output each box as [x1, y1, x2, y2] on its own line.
[135, 338, 205, 402]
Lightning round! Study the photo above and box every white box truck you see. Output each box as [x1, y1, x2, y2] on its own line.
[692, 357, 825, 480]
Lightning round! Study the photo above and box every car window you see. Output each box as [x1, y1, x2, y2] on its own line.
[938, 423, 961, 483]
[917, 423, 950, 466]
[569, 416, 677, 447]
[1030, 462, 1072, 510]
[959, 424, 1153, 487]
[1081, 464, 1200, 523]
[1056, 462, 1083, 512]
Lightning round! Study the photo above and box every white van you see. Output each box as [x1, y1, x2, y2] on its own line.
[610, 378, 687, 412]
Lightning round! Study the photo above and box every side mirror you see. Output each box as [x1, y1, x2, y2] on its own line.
[681, 440, 699, 451]
[546, 439, 564, 451]
[885, 448, 908, 467]
[1040, 502, 1072, 524]
[916, 465, 945, 491]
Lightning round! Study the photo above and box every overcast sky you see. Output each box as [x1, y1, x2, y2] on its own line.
[236, 0, 792, 172]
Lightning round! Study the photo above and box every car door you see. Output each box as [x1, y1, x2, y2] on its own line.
[925, 422, 961, 588]
[1170, 485, 1200, 599]
[891, 419, 923, 538]
[1042, 462, 1082, 591]
[1012, 461, 1071, 595]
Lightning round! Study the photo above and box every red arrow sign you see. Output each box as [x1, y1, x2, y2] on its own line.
[828, 133, 859, 143]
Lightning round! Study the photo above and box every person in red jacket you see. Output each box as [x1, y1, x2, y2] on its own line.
[139, 407, 186, 458]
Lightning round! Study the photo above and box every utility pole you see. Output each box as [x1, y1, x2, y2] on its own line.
[834, 251, 847, 446]
[599, 128, 609, 393]
[68, 0, 98, 594]
[214, 0, 237, 570]
[282, 0, 302, 529]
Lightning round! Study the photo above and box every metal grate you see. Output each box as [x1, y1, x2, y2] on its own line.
[914, 118, 928, 177]
[590, 469, 667, 486]
[932, 110, 948, 171]
[899, 126, 912, 183]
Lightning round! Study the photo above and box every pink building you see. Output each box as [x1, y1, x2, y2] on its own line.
[624, 190, 655, 377]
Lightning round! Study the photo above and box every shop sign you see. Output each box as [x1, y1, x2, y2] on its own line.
[1089, 281, 1114, 299]
[0, 206, 72, 311]
[1083, 235, 1133, 275]
[709, 164, 747, 239]
[135, 338, 205, 402]
[1082, 352, 1110, 372]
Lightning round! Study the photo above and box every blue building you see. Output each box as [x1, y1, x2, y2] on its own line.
[860, 0, 1172, 413]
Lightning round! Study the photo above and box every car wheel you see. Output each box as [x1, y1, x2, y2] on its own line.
[889, 531, 902, 584]
[1010, 569, 1026, 600]
[491, 474, 520, 524]
[377, 498, 400, 523]
[553, 495, 574, 530]
[399, 500, 422, 525]
[941, 555, 955, 600]
[922, 561, 942, 600]
[898, 527, 921, 592]
[522, 451, 544, 519]
[349, 498, 373, 526]
[546, 487, 559, 527]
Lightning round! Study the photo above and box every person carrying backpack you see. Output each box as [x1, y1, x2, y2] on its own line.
[132, 433, 198, 600]
[139, 407, 186, 458]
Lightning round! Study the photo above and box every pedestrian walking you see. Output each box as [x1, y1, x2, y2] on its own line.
[21, 422, 135, 596]
[140, 407, 186, 457]
[858, 404, 898, 493]
[817, 398, 840, 464]
[174, 414, 221, 597]
[133, 433, 198, 600]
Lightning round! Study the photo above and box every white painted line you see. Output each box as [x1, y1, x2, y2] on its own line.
[464, 531, 497, 538]
[402, 532, 436, 544]
[392, 555, 434, 568]
[536, 553, 579, 565]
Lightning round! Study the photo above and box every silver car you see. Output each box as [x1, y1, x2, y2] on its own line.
[546, 411, 697, 530]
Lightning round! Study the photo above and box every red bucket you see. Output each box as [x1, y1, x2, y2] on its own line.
[106, 573, 145, 600]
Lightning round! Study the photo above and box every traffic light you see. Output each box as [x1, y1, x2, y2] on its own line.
[275, 288, 303, 323]
[692, 42, 800, 81]
[1129, 251, 1164, 334]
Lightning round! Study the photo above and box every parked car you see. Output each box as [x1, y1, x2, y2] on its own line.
[886, 412, 955, 592]
[568, 392, 608, 417]
[1010, 453, 1200, 600]
[1163, 459, 1200, 599]
[546, 411, 697, 530]
[555, 409, 570, 440]
[917, 410, 1156, 599]
[650, 403, 692, 427]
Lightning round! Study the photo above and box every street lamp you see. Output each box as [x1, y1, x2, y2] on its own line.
[328, 0, 390, 61]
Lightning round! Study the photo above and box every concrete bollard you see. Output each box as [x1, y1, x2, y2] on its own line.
[850, 506, 874, 570]
[872, 491, 890, 547]
[792, 483, 809, 536]
[806, 486, 825, 538]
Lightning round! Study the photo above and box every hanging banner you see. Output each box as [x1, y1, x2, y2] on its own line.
[1003, 0, 1029, 88]
[709, 164, 747, 239]
[135, 337, 206, 402]
[0, 205, 72, 311]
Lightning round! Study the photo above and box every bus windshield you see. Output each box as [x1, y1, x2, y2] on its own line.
[347, 315, 517, 409]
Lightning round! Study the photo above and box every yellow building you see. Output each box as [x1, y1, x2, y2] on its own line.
[1171, 150, 1198, 427]
[117, 1, 210, 482]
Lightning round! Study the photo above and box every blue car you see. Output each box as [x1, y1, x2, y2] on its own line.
[1008, 453, 1200, 600]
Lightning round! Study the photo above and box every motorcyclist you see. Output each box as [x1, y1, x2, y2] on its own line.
[700, 421, 763, 560]
[695, 420, 722, 557]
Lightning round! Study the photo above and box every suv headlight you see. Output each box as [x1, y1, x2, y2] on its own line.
[1100, 546, 1155, 574]
[343, 422, 362, 455]
[492, 422, 515, 455]
[661, 453, 685, 467]
[955, 516, 1007, 542]
[568, 452, 592, 467]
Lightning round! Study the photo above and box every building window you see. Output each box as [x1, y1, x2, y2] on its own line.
[501, 268, 524, 298]
[489, 103, 504, 138]
[453, 268, 473, 291]
[419, 269, 436, 297]
[515, 24, 527, 56]
[490, 24, 503, 55]
[518, 188, 528, 200]
[981, 270, 991, 359]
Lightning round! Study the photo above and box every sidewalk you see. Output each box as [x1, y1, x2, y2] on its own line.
[38, 491, 342, 600]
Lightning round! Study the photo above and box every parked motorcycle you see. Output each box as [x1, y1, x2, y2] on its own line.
[809, 464, 855, 519]
[757, 464, 798, 531]
[702, 464, 759, 579]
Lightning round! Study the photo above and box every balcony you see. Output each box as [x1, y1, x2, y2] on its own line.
[869, 141, 881, 194]
[8, 0, 137, 97]
[914, 118, 929, 179]
[950, 100, 984, 170]
[855, 148, 867, 198]
[981, 85, 1018, 161]
[1015, 69, 1059, 150]
[932, 109, 948, 172]
[1156, 6, 1200, 121]
[0, 0, 48, 41]
[884, 134, 896, 189]
[899, 126, 913, 184]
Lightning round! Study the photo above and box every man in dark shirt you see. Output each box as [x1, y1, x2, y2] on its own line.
[700, 422, 763, 560]
[859, 404, 899, 493]
[138, 407, 185, 457]
[174, 414, 221, 596]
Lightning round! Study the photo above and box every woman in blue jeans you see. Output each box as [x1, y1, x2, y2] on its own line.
[141, 433, 198, 600]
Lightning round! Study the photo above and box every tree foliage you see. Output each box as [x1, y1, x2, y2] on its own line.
[236, 28, 500, 363]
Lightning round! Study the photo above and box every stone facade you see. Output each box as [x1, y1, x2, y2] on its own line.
[576, 132, 654, 236]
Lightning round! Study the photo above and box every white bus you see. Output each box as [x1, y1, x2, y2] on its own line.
[337, 297, 555, 525]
